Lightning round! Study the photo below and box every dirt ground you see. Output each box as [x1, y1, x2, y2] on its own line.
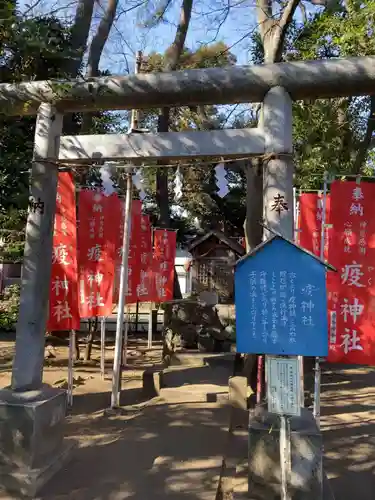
[1, 338, 375, 499]
[321, 364, 375, 499]
[0, 337, 231, 500]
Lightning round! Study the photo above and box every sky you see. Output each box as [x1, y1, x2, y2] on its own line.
[18, 0, 320, 77]
[17, 0, 296, 75]
[15, 0, 322, 194]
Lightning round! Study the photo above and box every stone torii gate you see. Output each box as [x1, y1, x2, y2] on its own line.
[0, 55, 375, 497]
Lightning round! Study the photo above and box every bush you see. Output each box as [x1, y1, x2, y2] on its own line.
[0, 284, 20, 331]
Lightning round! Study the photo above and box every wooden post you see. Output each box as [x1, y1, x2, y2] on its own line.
[11, 104, 63, 391]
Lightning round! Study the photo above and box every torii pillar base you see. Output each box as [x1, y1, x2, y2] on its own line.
[248, 407, 324, 499]
[0, 385, 74, 498]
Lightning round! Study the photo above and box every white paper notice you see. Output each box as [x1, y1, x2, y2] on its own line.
[267, 356, 301, 416]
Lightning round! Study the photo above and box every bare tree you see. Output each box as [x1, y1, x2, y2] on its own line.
[82, 0, 120, 132]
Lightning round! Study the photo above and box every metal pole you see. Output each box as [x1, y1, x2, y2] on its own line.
[148, 303, 153, 349]
[256, 355, 263, 404]
[111, 171, 133, 408]
[280, 415, 291, 500]
[118, 306, 130, 402]
[111, 51, 142, 407]
[313, 172, 328, 427]
[135, 301, 139, 334]
[122, 306, 130, 367]
[100, 317, 106, 380]
[299, 356, 304, 408]
[293, 188, 304, 407]
[67, 330, 75, 407]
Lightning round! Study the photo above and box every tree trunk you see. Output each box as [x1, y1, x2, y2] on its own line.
[75, 334, 81, 360]
[156, 0, 193, 364]
[81, 0, 119, 132]
[62, 0, 95, 135]
[156, 111, 171, 226]
[243, 158, 263, 250]
[67, 0, 96, 77]
[156, 0, 194, 225]
[84, 317, 98, 361]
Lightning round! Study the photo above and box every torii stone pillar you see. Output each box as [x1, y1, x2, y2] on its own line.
[262, 86, 294, 240]
[0, 104, 72, 497]
[247, 87, 325, 499]
[12, 103, 62, 390]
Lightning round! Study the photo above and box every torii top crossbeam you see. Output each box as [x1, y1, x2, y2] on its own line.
[1, 56, 375, 116]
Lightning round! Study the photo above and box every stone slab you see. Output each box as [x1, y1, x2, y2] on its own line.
[171, 351, 234, 367]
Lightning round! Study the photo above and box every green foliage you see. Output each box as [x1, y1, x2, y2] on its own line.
[246, 2, 375, 187]
[0, 8, 122, 254]
[0, 208, 26, 263]
[0, 284, 20, 331]
[294, 1, 375, 60]
[0, 13, 79, 213]
[288, 1, 375, 186]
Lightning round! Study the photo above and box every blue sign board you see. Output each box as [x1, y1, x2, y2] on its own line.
[235, 236, 329, 357]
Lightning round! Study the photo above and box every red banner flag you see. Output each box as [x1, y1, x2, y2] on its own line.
[327, 180, 375, 365]
[48, 172, 80, 331]
[299, 192, 331, 258]
[113, 200, 145, 304]
[135, 215, 153, 301]
[78, 190, 121, 317]
[151, 229, 177, 302]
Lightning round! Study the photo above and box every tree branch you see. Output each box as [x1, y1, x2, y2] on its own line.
[299, 2, 307, 24]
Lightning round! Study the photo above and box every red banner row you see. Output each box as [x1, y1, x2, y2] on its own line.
[298, 181, 375, 365]
[48, 174, 177, 330]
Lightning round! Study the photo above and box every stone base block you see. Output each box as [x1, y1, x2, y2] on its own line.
[0, 440, 75, 498]
[142, 369, 164, 398]
[248, 407, 323, 500]
[0, 385, 73, 497]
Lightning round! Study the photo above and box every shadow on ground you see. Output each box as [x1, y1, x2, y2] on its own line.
[321, 364, 375, 500]
[38, 362, 231, 500]
[39, 403, 229, 500]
